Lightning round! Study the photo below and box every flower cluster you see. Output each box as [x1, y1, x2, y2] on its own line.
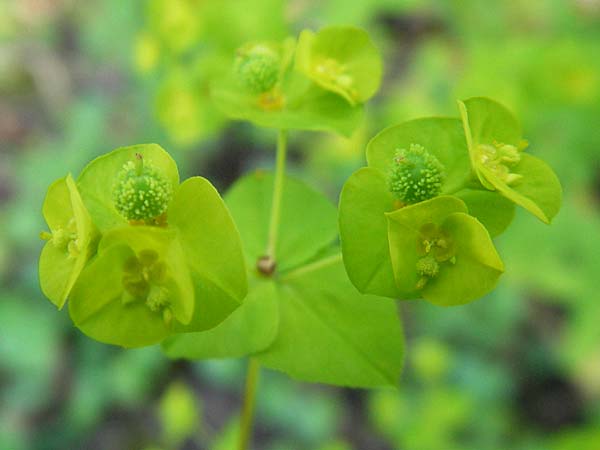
[212, 26, 382, 136]
[339, 98, 562, 305]
[39, 144, 247, 347]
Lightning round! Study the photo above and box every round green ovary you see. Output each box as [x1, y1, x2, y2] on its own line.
[235, 45, 280, 94]
[121, 249, 172, 323]
[389, 144, 445, 204]
[477, 141, 523, 186]
[113, 156, 172, 221]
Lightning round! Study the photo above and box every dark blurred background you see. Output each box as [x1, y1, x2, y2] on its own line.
[1, 1, 600, 449]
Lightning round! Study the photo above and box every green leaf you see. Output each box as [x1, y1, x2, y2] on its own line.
[367, 118, 472, 195]
[454, 189, 515, 237]
[169, 177, 247, 331]
[423, 213, 504, 306]
[70, 226, 194, 348]
[338, 167, 399, 298]
[77, 144, 179, 232]
[39, 174, 98, 308]
[458, 97, 562, 223]
[162, 278, 279, 359]
[479, 153, 562, 224]
[295, 26, 382, 105]
[224, 170, 338, 271]
[386, 196, 468, 298]
[257, 254, 404, 388]
[211, 72, 363, 137]
[166, 172, 404, 388]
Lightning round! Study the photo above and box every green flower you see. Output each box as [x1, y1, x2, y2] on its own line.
[458, 97, 562, 223]
[39, 174, 98, 308]
[339, 117, 506, 304]
[78, 144, 179, 232]
[68, 226, 194, 348]
[367, 118, 472, 197]
[295, 26, 382, 105]
[40, 145, 248, 348]
[386, 196, 504, 305]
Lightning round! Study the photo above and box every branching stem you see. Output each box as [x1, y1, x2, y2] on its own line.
[240, 129, 287, 449]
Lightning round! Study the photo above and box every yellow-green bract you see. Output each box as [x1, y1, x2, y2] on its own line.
[295, 26, 382, 105]
[386, 197, 504, 306]
[459, 97, 562, 224]
[39, 144, 248, 348]
[39, 174, 98, 309]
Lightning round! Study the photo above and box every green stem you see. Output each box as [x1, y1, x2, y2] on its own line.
[238, 358, 261, 450]
[265, 129, 288, 260]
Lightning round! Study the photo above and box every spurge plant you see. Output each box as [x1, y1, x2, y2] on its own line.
[39, 25, 562, 450]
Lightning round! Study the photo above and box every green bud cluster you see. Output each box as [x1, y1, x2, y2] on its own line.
[389, 144, 445, 204]
[234, 44, 280, 94]
[477, 141, 523, 186]
[113, 154, 172, 222]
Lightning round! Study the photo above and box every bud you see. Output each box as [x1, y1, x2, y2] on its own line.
[113, 154, 172, 222]
[389, 144, 445, 204]
[234, 44, 280, 94]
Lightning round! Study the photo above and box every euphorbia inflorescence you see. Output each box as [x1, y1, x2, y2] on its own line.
[389, 144, 445, 204]
[339, 97, 561, 306]
[40, 144, 248, 348]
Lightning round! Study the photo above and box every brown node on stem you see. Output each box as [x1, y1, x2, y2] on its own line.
[256, 255, 276, 276]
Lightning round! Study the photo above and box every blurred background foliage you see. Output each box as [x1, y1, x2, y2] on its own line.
[1, 0, 600, 449]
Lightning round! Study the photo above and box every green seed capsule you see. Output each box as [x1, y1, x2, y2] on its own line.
[113, 154, 172, 222]
[389, 144, 445, 204]
[234, 44, 280, 94]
